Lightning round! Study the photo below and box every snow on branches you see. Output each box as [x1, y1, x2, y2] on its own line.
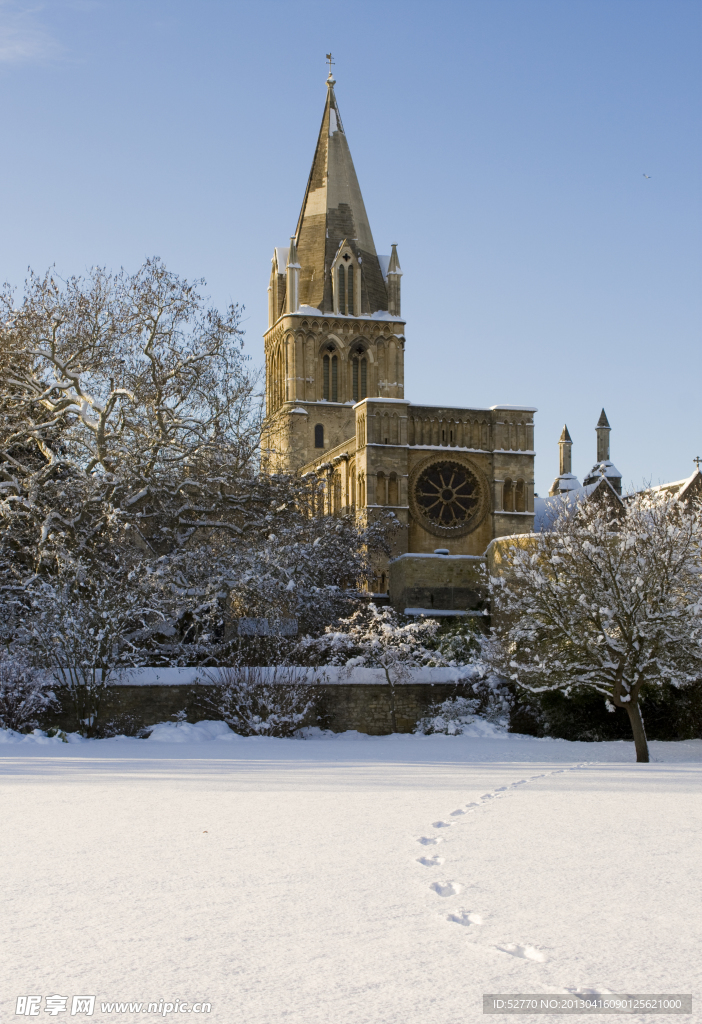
[486, 491, 702, 761]
[298, 604, 440, 731]
[0, 259, 260, 575]
[0, 261, 398, 692]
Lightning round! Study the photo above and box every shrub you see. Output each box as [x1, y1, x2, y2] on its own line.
[0, 651, 55, 732]
[417, 674, 513, 735]
[198, 666, 319, 737]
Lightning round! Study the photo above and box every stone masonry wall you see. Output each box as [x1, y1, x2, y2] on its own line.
[42, 681, 472, 737]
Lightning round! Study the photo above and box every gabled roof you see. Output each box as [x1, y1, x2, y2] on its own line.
[632, 467, 702, 502]
[293, 75, 389, 315]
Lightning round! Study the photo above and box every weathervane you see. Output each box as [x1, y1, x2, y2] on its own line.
[326, 52, 335, 77]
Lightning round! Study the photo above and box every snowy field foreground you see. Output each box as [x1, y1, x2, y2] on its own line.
[1, 726, 700, 1024]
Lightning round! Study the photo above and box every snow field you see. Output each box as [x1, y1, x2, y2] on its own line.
[1, 730, 700, 1024]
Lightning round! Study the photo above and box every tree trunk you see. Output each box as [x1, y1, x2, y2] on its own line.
[383, 666, 398, 734]
[624, 699, 649, 763]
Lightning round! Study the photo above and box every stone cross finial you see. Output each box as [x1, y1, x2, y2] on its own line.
[694, 456, 702, 470]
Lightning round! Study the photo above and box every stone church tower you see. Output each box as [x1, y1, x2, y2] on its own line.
[262, 69, 406, 472]
[263, 68, 537, 612]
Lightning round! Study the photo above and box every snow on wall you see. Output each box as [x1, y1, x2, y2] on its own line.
[109, 666, 474, 687]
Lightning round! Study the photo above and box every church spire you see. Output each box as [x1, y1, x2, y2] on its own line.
[596, 408, 611, 462]
[293, 71, 388, 314]
[549, 423, 580, 496]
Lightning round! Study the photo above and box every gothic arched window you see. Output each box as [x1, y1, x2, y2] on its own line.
[314, 424, 324, 448]
[376, 472, 386, 506]
[347, 262, 354, 314]
[503, 479, 514, 512]
[338, 265, 346, 314]
[352, 350, 368, 402]
[388, 473, 399, 506]
[323, 351, 338, 402]
[515, 479, 525, 513]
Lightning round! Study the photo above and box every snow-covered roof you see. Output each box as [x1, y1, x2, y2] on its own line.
[274, 247, 289, 275]
[287, 305, 405, 323]
[490, 405, 538, 413]
[628, 468, 702, 500]
[585, 460, 621, 481]
[353, 397, 408, 406]
[404, 608, 488, 618]
[535, 474, 624, 531]
[390, 552, 485, 563]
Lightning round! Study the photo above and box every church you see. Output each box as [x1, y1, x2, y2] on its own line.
[261, 68, 536, 614]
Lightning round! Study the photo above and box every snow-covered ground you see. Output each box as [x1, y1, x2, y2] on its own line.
[1, 724, 700, 1023]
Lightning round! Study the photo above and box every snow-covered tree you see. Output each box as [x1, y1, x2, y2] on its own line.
[298, 604, 440, 731]
[485, 492, 702, 762]
[0, 649, 55, 732]
[21, 559, 155, 736]
[0, 259, 260, 579]
[0, 261, 399, 680]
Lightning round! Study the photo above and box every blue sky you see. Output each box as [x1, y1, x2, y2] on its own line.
[1, 0, 699, 496]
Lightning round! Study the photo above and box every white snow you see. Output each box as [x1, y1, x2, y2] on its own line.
[274, 247, 289, 275]
[490, 405, 539, 412]
[404, 607, 486, 618]
[1, 725, 700, 1024]
[328, 107, 338, 135]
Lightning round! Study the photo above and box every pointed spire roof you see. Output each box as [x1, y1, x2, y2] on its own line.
[559, 425, 572, 443]
[293, 73, 388, 314]
[597, 409, 611, 429]
[387, 243, 402, 275]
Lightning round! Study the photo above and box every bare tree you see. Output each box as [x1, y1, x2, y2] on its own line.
[485, 492, 702, 762]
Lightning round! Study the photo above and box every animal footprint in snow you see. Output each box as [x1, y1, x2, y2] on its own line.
[430, 880, 461, 898]
[417, 855, 444, 867]
[432, 820, 454, 828]
[450, 809, 466, 816]
[496, 943, 547, 962]
[417, 836, 445, 846]
[448, 911, 483, 927]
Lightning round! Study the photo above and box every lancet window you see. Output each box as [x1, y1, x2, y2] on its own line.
[335, 250, 356, 315]
[323, 348, 338, 402]
[352, 349, 368, 402]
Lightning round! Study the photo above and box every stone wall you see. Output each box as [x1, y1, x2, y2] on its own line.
[40, 668, 474, 737]
[389, 552, 486, 612]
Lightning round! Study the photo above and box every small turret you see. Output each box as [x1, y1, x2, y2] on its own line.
[583, 408, 622, 495]
[549, 424, 580, 496]
[596, 408, 611, 462]
[386, 244, 402, 316]
[559, 424, 573, 475]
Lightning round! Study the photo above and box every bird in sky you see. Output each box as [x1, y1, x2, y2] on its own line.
[643, 173, 652, 178]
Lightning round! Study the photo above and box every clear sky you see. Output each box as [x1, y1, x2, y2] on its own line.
[1, 0, 699, 496]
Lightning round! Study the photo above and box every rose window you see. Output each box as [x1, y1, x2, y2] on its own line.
[414, 461, 479, 528]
